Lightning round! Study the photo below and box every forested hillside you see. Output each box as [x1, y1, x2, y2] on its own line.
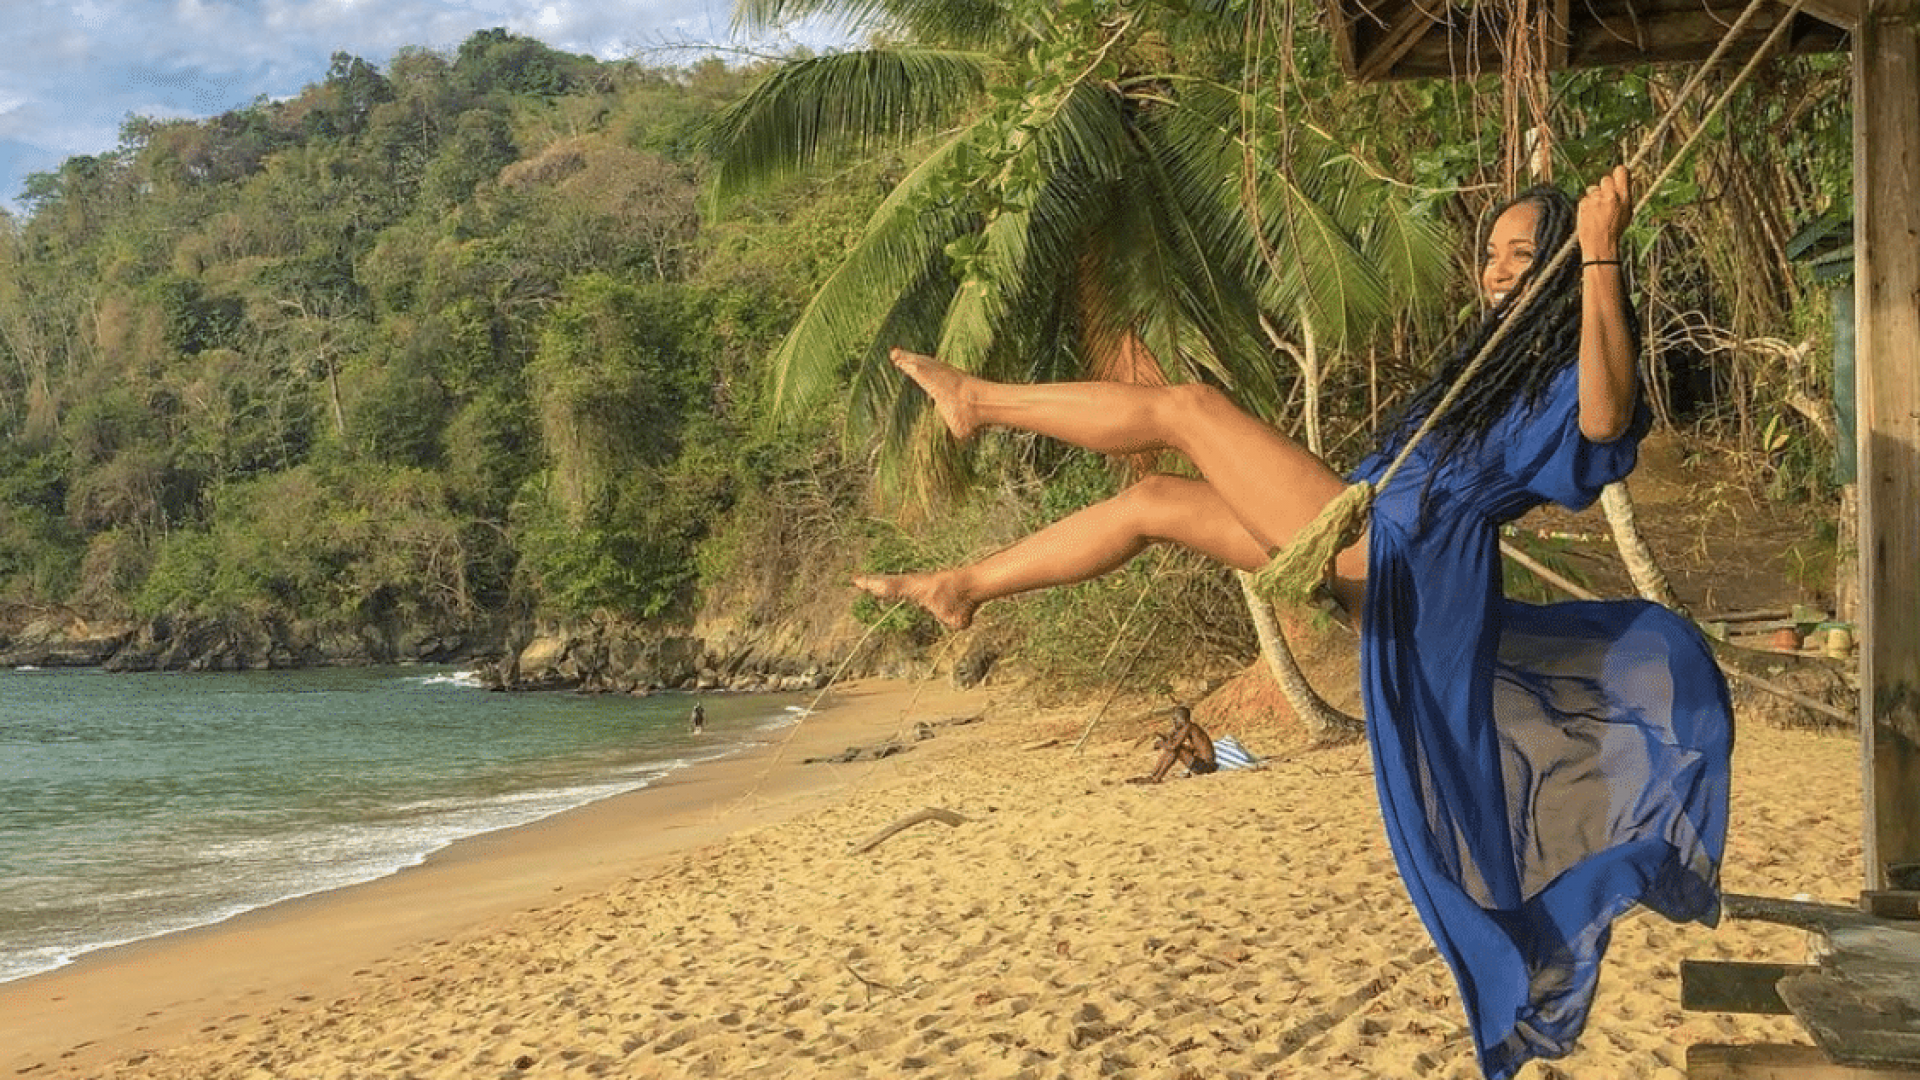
[0, 32, 882, 674]
[0, 17, 1853, 687]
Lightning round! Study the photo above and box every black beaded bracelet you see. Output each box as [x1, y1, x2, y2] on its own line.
[1582, 259, 1622, 267]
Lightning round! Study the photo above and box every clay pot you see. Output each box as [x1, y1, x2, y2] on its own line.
[1769, 627, 1802, 652]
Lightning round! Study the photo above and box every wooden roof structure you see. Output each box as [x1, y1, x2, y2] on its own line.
[1320, 0, 1920, 1067]
[1326, 0, 1852, 81]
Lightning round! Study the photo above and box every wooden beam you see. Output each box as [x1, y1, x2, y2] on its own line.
[1327, 0, 1361, 77]
[1862, 891, 1920, 920]
[1682, 959, 1813, 1014]
[1725, 892, 1876, 931]
[1324, 0, 1855, 82]
[1689, 1043, 1920, 1078]
[1354, 0, 1454, 82]
[1373, 9, 1849, 79]
[1566, 9, 1847, 64]
[1549, 0, 1572, 70]
[1797, 0, 1865, 30]
[1854, 0, 1920, 894]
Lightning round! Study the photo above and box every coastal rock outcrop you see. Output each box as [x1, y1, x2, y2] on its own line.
[3, 571, 944, 696]
[0, 608, 134, 668]
[88, 613, 490, 672]
[478, 615, 845, 695]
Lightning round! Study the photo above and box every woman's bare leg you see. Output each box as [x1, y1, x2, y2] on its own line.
[889, 348, 1368, 600]
[854, 474, 1286, 630]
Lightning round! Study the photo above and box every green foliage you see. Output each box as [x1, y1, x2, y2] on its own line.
[706, 0, 1451, 513]
[511, 467, 719, 619]
[1783, 517, 1839, 598]
[1759, 408, 1835, 505]
[143, 273, 243, 355]
[346, 348, 452, 468]
[0, 445, 80, 600]
[530, 274, 703, 486]
[454, 29, 595, 99]
[690, 417, 858, 621]
[0, 11, 1857, 678]
[137, 464, 473, 622]
[510, 274, 730, 619]
[0, 34, 781, 628]
[1499, 532, 1588, 604]
[419, 109, 517, 209]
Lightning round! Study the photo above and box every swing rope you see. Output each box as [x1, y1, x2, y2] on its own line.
[1252, 0, 1808, 606]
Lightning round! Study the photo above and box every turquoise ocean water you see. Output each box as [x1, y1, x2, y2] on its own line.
[0, 665, 807, 983]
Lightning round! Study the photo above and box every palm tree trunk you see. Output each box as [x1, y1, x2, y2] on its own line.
[1243, 310, 1361, 742]
[1236, 570, 1361, 741]
[1600, 482, 1682, 610]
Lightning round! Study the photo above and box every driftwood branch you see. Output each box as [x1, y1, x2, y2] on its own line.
[851, 807, 972, 855]
[843, 962, 907, 1002]
[1709, 648, 1854, 726]
[1499, 540, 1594, 603]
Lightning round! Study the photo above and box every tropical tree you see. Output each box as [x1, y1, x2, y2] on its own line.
[715, 0, 1445, 484]
[709, 0, 1449, 732]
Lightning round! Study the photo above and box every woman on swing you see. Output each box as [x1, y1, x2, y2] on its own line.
[856, 164, 1731, 1080]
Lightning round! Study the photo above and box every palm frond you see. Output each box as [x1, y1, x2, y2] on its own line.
[1074, 173, 1219, 391]
[1257, 177, 1391, 348]
[763, 123, 978, 426]
[702, 48, 993, 206]
[1155, 80, 1433, 352]
[934, 201, 1036, 371]
[732, 0, 1031, 50]
[1030, 82, 1134, 186]
[851, 263, 963, 496]
[1360, 200, 1452, 311]
[1135, 112, 1284, 390]
[929, 83, 1135, 375]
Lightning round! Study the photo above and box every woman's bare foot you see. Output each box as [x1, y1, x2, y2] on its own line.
[890, 347, 980, 441]
[852, 570, 978, 631]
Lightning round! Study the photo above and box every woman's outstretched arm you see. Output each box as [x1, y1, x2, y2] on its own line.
[1576, 164, 1639, 442]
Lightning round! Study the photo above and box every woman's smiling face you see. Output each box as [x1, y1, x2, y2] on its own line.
[1482, 199, 1542, 309]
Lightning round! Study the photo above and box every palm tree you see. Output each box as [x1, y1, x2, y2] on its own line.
[710, 0, 1449, 734]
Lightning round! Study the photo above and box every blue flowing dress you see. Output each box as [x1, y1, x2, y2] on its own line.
[1348, 361, 1731, 1080]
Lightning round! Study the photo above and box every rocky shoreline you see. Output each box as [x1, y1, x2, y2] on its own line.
[0, 604, 878, 695]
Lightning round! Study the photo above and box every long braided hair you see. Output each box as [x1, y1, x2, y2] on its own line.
[1376, 185, 1619, 467]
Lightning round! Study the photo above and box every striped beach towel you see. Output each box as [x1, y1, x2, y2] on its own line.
[1212, 735, 1259, 771]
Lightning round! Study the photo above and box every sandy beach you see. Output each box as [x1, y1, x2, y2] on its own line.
[1, 673, 1859, 1079]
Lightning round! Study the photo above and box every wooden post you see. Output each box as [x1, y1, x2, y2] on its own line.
[1854, 0, 1920, 892]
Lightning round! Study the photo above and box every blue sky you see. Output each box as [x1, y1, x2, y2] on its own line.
[0, 0, 847, 209]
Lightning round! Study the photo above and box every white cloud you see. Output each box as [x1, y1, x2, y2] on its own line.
[1, 0, 850, 204]
[70, 1, 115, 30]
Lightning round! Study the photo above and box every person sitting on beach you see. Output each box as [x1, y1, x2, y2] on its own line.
[850, 166, 1733, 1080]
[1127, 706, 1250, 783]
